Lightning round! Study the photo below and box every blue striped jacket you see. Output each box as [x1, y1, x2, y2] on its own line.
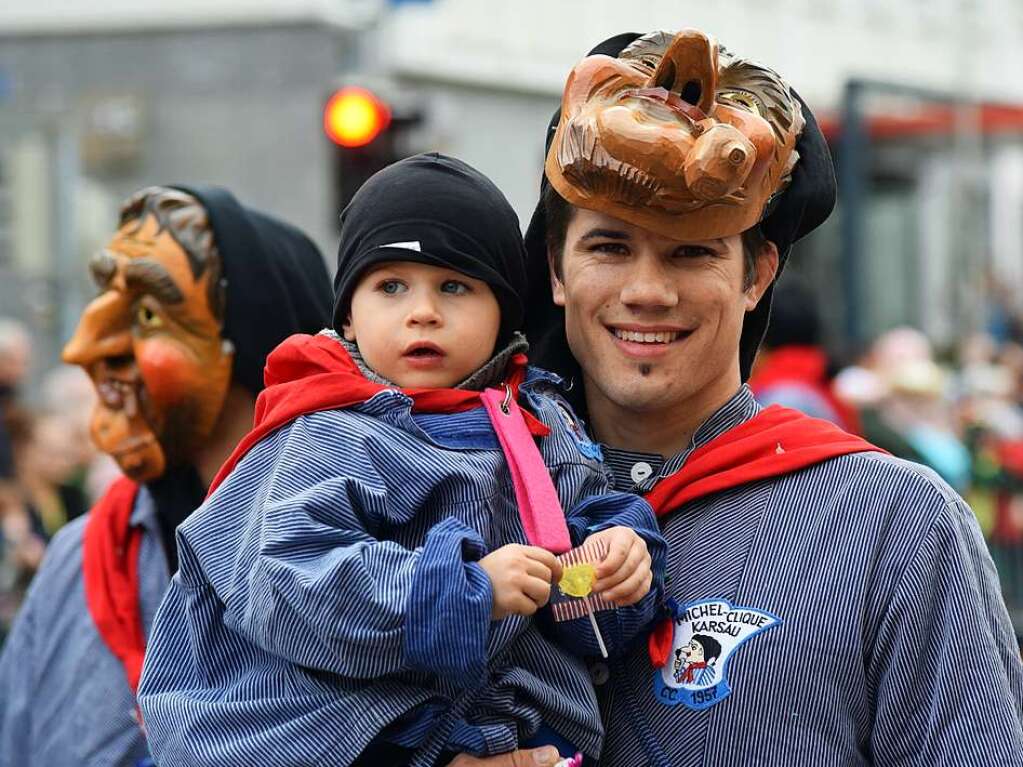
[595, 387, 1023, 766]
[137, 368, 665, 766]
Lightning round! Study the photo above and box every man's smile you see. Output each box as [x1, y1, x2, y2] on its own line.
[606, 323, 694, 358]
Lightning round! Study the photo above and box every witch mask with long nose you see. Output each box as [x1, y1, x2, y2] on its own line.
[547, 29, 806, 240]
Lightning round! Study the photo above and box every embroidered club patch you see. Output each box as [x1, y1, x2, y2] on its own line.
[654, 599, 781, 711]
[553, 400, 603, 461]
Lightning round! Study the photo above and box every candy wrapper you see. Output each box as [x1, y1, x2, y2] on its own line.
[550, 538, 617, 657]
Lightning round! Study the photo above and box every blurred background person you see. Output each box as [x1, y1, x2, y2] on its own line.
[0, 319, 30, 416]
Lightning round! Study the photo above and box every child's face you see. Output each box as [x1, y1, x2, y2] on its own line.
[343, 261, 501, 388]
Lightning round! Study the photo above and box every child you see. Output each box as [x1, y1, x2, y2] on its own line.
[137, 154, 665, 766]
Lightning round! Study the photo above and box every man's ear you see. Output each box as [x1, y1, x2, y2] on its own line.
[745, 241, 779, 311]
[548, 247, 566, 307]
[341, 315, 356, 342]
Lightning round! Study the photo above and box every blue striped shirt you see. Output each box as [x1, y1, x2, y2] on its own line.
[594, 386, 1023, 766]
[137, 368, 665, 766]
[0, 487, 168, 767]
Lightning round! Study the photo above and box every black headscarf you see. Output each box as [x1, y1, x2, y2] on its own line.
[174, 184, 333, 397]
[523, 32, 837, 388]
[153, 185, 332, 569]
[332, 153, 528, 346]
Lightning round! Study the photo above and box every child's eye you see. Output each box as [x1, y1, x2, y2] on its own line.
[440, 280, 470, 295]
[378, 279, 407, 295]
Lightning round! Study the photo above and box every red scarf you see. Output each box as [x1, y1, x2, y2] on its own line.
[645, 405, 880, 666]
[82, 476, 145, 694]
[208, 333, 549, 495]
[678, 661, 707, 684]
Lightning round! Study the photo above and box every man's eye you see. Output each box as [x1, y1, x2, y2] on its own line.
[591, 242, 629, 255]
[673, 246, 714, 259]
[379, 280, 407, 295]
[135, 304, 163, 329]
[440, 280, 470, 295]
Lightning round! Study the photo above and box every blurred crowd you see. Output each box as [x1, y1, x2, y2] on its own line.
[4, 297, 1023, 642]
[0, 317, 117, 643]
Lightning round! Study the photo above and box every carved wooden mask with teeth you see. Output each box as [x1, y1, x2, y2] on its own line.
[547, 28, 805, 240]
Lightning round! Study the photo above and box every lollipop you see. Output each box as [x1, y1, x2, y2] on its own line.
[557, 562, 608, 658]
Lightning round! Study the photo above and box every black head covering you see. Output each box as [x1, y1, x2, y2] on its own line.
[332, 153, 527, 345]
[141, 185, 331, 567]
[763, 275, 821, 348]
[173, 185, 333, 396]
[524, 32, 837, 386]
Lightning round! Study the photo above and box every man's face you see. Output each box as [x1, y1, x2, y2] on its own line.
[551, 207, 776, 421]
[62, 215, 232, 482]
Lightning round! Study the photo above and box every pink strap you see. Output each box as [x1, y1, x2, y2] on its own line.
[482, 387, 572, 554]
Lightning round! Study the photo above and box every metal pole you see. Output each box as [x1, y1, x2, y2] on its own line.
[50, 116, 79, 348]
[839, 79, 867, 345]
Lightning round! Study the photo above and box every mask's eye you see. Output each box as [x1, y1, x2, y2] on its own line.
[719, 91, 762, 116]
[136, 304, 163, 329]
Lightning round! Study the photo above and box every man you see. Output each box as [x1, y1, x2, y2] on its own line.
[458, 28, 1023, 766]
[0, 186, 331, 765]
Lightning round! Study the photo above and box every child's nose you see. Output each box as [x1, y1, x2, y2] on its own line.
[407, 296, 442, 327]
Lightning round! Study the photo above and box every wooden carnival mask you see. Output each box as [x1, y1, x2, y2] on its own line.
[63, 189, 233, 482]
[547, 29, 805, 240]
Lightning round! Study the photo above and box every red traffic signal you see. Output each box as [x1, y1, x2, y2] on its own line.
[324, 87, 392, 148]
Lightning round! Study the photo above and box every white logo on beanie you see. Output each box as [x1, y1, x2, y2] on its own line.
[379, 241, 422, 252]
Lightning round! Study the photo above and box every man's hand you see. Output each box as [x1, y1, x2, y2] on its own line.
[478, 544, 563, 620]
[589, 526, 653, 606]
[447, 746, 563, 766]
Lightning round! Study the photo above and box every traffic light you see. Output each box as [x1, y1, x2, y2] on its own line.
[324, 84, 421, 218]
[324, 87, 391, 148]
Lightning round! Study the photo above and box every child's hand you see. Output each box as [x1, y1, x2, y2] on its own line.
[479, 544, 564, 620]
[588, 526, 653, 606]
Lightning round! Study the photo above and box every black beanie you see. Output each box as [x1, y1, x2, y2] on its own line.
[332, 153, 528, 345]
[172, 185, 333, 396]
[523, 32, 837, 387]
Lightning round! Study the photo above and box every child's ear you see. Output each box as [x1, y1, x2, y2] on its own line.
[341, 316, 356, 342]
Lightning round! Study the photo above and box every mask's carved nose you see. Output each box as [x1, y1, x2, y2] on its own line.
[647, 29, 718, 115]
[684, 122, 757, 201]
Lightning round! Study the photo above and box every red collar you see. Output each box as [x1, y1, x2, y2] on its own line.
[643, 405, 878, 519]
[208, 333, 549, 495]
[82, 476, 145, 694]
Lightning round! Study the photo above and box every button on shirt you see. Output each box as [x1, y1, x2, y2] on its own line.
[603, 385, 759, 493]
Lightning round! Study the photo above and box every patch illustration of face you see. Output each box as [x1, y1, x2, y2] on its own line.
[547, 29, 805, 240]
[654, 598, 781, 711]
[63, 190, 233, 482]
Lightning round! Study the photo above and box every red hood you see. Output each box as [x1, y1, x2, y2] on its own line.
[209, 333, 546, 495]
